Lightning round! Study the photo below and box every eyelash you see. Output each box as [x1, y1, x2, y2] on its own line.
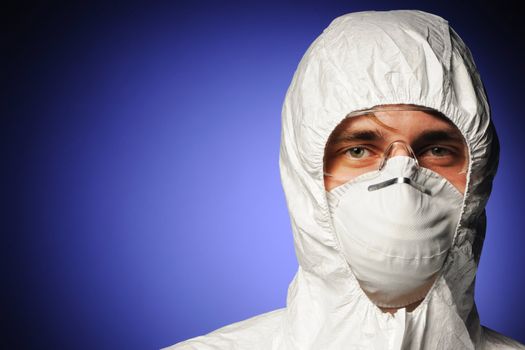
[342, 145, 377, 159]
[341, 145, 457, 158]
[418, 146, 456, 158]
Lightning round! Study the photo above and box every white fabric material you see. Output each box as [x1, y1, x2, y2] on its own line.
[326, 156, 464, 309]
[165, 10, 525, 349]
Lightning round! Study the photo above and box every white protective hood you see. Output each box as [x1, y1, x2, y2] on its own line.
[167, 10, 525, 350]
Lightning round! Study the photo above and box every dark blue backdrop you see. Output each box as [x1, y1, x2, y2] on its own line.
[4, 1, 525, 349]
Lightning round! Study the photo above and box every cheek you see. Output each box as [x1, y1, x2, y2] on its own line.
[324, 176, 334, 192]
[323, 157, 344, 191]
[324, 152, 338, 173]
[443, 171, 467, 194]
[324, 173, 346, 192]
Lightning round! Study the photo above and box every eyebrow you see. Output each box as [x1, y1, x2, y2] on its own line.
[330, 128, 465, 149]
[333, 130, 385, 143]
[412, 130, 465, 146]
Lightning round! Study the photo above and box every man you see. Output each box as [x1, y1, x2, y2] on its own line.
[167, 10, 524, 349]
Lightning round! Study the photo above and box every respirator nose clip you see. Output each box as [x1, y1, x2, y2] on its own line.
[371, 142, 431, 195]
[368, 176, 432, 195]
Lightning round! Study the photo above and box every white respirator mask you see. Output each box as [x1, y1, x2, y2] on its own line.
[325, 147, 464, 308]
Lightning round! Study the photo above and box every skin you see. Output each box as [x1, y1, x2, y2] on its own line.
[323, 105, 468, 314]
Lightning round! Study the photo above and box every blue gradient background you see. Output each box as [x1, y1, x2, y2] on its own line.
[4, 1, 524, 349]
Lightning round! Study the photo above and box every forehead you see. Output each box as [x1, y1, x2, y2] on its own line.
[329, 109, 462, 141]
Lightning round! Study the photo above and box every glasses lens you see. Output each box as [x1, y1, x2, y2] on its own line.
[323, 106, 468, 190]
[324, 141, 418, 184]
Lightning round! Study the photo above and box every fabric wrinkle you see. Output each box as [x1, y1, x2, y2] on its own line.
[165, 10, 525, 350]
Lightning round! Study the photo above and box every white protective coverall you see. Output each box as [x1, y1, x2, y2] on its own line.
[167, 10, 525, 350]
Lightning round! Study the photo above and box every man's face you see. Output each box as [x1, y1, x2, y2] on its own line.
[324, 108, 468, 193]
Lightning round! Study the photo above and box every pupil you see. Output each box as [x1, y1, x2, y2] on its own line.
[350, 147, 363, 157]
[432, 147, 443, 155]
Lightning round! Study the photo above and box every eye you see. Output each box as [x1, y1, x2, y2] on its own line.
[345, 147, 370, 159]
[425, 146, 452, 157]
